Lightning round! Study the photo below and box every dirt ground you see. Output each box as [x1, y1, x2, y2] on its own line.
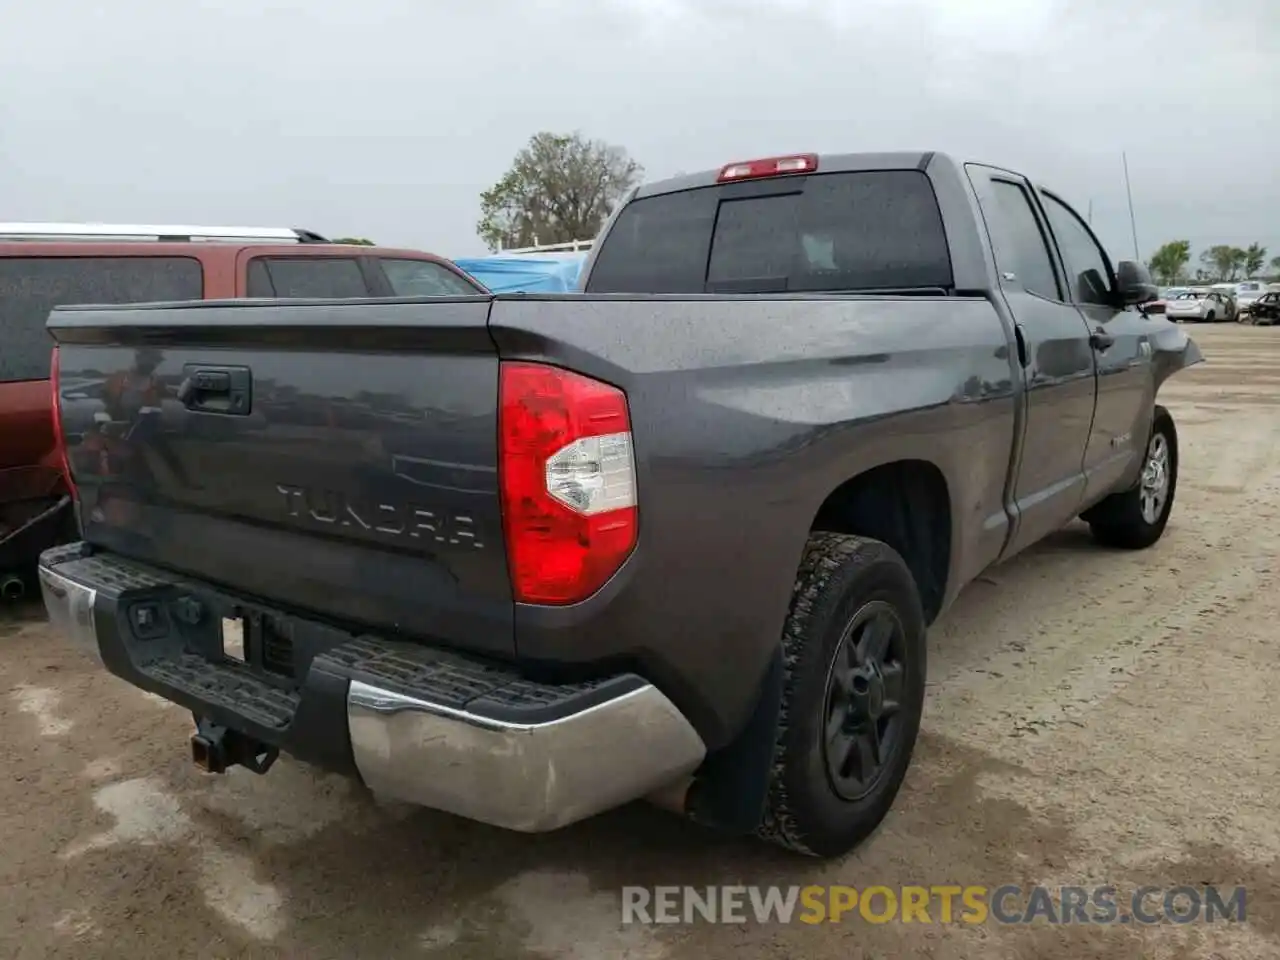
[1, 323, 1277, 960]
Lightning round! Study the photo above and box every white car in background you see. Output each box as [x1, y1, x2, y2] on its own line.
[1145, 285, 1191, 315]
[1234, 280, 1267, 318]
[1164, 289, 1234, 322]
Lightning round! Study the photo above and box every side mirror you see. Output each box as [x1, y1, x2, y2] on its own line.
[1115, 260, 1159, 306]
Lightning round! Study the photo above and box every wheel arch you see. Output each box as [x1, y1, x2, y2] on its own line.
[808, 459, 953, 624]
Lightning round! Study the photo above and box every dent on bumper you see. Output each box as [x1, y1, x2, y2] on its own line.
[347, 679, 707, 832]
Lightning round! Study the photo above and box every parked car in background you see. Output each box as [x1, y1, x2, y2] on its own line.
[1144, 285, 1191, 316]
[0, 223, 482, 595]
[1234, 280, 1267, 318]
[1210, 283, 1240, 318]
[1247, 291, 1280, 325]
[1165, 289, 1233, 322]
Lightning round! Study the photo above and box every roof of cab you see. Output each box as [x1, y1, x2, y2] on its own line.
[633, 151, 947, 199]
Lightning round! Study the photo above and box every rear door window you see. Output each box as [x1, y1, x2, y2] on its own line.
[586, 170, 953, 294]
[246, 257, 371, 298]
[0, 256, 203, 382]
[378, 258, 481, 296]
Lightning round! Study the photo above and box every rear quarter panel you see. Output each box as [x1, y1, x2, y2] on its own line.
[489, 294, 1018, 746]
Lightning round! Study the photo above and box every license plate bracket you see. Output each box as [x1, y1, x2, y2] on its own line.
[220, 617, 246, 663]
[219, 609, 296, 681]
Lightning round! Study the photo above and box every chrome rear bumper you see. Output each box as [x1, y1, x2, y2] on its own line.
[347, 679, 706, 832]
[38, 565, 101, 665]
[37, 547, 706, 833]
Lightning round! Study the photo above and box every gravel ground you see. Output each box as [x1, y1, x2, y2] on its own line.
[1, 323, 1277, 960]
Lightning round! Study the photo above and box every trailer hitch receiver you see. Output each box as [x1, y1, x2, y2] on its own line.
[191, 717, 279, 775]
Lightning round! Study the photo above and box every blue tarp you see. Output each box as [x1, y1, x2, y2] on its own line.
[452, 254, 587, 293]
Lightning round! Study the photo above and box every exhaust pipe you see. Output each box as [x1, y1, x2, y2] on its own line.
[0, 576, 24, 601]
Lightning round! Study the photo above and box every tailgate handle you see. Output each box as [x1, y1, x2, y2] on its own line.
[178, 364, 252, 415]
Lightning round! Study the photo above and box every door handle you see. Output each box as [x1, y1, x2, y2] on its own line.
[1014, 323, 1029, 367]
[177, 364, 252, 415]
[1089, 328, 1115, 351]
[179, 370, 230, 400]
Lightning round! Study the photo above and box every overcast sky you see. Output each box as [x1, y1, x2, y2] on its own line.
[1, 0, 1275, 263]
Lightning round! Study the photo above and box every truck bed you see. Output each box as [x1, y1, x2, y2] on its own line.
[49, 291, 1018, 746]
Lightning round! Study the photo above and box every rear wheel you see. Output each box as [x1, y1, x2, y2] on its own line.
[1083, 406, 1178, 549]
[757, 533, 926, 858]
[1205, 311, 1216, 322]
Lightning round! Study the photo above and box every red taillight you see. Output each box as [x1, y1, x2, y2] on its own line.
[50, 346, 77, 500]
[498, 361, 638, 605]
[717, 153, 819, 182]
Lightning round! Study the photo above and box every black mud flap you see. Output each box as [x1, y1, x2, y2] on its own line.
[685, 647, 785, 834]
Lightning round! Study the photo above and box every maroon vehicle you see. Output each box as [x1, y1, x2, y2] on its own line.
[0, 223, 483, 598]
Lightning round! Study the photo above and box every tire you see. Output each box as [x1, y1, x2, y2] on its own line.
[1205, 311, 1216, 323]
[1083, 406, 1178, 549]
[757, 532, 927, 858]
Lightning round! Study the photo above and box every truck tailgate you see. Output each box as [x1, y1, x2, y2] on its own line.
[48, 297, 513, 656]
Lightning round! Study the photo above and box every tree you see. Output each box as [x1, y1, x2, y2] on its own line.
[1243, 243, 1268, 278]
[1203, 245, 1247, 281]
[477, 131, 643, 253]
[1148, 240, 1191, 284]
[1271, 255, 1280, 275]
[1228, 246, 1248, 280]
[331, 237, 375, 245]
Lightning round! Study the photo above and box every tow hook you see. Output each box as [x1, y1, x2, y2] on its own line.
[191, 717, 279, 775]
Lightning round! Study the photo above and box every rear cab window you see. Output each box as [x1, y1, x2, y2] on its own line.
[0, 256, 203, 382]
[585, 169, 953, 294]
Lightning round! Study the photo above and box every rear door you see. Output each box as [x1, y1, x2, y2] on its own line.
[965, 167, 1098, 556]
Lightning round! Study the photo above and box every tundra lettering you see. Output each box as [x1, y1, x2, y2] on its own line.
[276, 482, 483, 548]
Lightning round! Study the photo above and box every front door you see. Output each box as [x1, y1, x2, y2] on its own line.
[1037, 191, 1154, 506]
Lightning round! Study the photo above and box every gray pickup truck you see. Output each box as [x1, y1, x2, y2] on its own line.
[38, 151, 1202, 859]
